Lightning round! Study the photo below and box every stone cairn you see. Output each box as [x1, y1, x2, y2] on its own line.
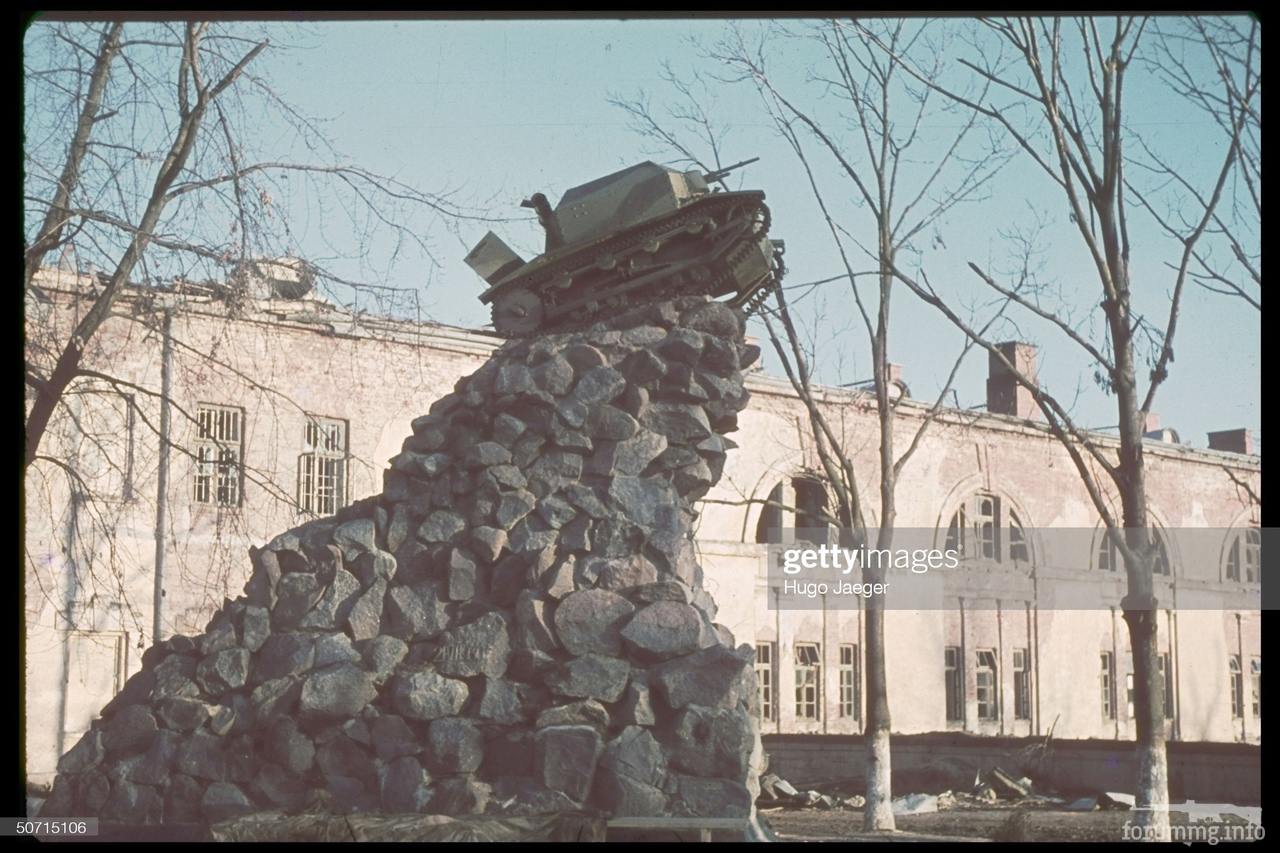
[41, 296, 767, 833]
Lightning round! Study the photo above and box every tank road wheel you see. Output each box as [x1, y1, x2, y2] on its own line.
[492, 289, 545, 336]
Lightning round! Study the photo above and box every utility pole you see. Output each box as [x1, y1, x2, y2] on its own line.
[151, 308, 173, 645]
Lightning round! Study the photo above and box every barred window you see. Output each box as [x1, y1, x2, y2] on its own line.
[194, 404, 243, 507]
[945, 646, 963, 722]
[1101, 652, 1116, 720]
[299, 415, 348, 516]
[794, 643, 821, 720]
[755, 642, 776, 722]
[839, 644, 860, 719]
[976, 649, 999, 721]
[1013, 648, 1031, 721]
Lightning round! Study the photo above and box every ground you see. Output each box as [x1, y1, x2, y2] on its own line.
[764, 806, 1261, 843]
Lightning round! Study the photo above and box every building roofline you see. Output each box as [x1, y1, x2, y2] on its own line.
[744, 370, 1260, 471]
[33, 268, 1260, 472]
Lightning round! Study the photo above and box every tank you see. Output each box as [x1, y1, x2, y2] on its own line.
[464, 158, 785, 336]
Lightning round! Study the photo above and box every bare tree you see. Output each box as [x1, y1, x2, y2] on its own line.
[23, 19, 504, 470]
[865, 16, 1254, 841]
[617, 19, 1013, 831]
[1142, 17, 1259, 310]
[22, 19, 517, 771]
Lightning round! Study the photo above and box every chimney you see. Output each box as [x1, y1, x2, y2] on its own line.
[1142, 412, 1180, 443]
[1207, 428, 1255, 455]
[987, 342, 1038, 419]
[885, 363, 910, 401]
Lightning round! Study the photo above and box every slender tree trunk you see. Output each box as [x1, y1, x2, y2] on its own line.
[1110, 286, 1170, 841]
[863, 602, 894, 830]
[863, 253, 897, 832]
[1124, 606, 1169, 840]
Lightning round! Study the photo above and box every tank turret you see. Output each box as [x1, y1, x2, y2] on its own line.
[465, 159, 785, 335]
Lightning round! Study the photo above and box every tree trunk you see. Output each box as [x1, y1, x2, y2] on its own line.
[863, 256, 896, 832]
[1124, 606, 1170, 841]
[863, 601, 894, 830]
[1112, 293, 1170, 842]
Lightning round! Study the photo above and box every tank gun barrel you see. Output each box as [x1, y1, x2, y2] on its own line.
[702, 156, 760, 185]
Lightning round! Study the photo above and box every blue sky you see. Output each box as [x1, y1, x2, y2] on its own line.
[27, 16, 1261, 451]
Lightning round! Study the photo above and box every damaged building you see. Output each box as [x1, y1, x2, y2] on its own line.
[24, 266, 1260, 800]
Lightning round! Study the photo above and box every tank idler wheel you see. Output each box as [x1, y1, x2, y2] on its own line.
[492, 289, 545, 336]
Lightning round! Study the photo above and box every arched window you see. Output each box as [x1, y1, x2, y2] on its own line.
[944, 492, 1030, 564]
[754, 482, 784, 545]
[1229, 655, 1244, 718]
[793, 476, 831, 539]
[1096, 527, 1172, 576]
[1009, 510, 1029, 563]
[1225, 527, 1261, 584]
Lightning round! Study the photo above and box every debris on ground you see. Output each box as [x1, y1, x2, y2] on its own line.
[1057, 791, 1132, 813]
[892, 793, 939, 815]
[1065, 796, 1099, 812]
[756, 774, 850, 811]
[987, 766, 1031, 799]
[759, 773, 798, 801]
[755, 767, 1066, 818]
[1098, 792, 1134, 811]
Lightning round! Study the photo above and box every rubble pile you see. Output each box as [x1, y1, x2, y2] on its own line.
[40, 296, 767, 828]
[757, 763, 1071, 818]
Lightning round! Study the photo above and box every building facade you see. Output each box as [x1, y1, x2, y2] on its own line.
[23, 269, 1261, 787]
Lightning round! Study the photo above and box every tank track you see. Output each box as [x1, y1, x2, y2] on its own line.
[489, 194, 782, 337]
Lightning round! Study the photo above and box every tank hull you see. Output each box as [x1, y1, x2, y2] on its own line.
[482, 191, 782, 336]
